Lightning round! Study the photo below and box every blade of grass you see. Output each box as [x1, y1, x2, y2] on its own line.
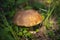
[43, 2, 56, 28]
[44, 3, 56, 24]
[1, 15, 19, 40]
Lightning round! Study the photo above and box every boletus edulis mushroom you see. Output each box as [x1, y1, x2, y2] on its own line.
[13, 9, 43, 27]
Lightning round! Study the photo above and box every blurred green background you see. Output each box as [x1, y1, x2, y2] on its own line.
[0, 0, 60, 40]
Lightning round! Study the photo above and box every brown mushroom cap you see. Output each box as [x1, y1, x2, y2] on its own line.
[13, 9, 43, 27]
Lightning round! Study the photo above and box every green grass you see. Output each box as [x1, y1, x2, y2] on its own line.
[0, 0, 60, 40]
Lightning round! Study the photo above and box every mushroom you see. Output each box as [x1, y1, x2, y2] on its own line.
[13, 9, 43, 27]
